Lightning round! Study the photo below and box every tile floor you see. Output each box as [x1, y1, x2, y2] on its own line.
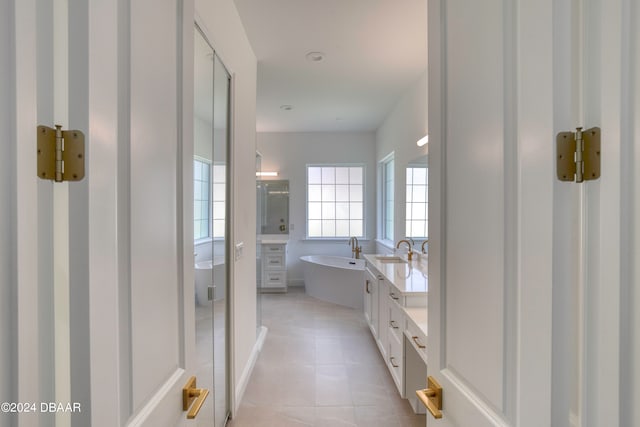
[228, 288, 426, 427]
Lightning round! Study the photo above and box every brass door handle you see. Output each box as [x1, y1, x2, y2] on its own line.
[182, 376, 210, 419]
[416, 376, 443, 419]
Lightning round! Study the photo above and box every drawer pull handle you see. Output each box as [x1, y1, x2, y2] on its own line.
[365, 279, 370, 294]
[270, 260, 279, 264]
[389, 292, 399, 300]
[389, 356, 399, 368]
[412, 336, 426, 349]
[270, 278, 279, 281]
[389, 320, 399, 329]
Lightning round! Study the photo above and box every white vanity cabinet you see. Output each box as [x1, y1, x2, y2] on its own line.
[261, 241, 287, 292]
[363, 254, 428, 403]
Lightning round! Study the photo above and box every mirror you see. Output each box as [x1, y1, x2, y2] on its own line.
[257, 180, 289, 234]
[193, 26, 230, 427]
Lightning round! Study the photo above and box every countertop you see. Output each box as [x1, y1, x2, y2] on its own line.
[404, 306, 428, 338]
[259, 234, 289, 245]
[363, 254, 429, 295]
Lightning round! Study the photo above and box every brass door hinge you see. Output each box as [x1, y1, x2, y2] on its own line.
[556, 127, 600, 183]
[37, 125, 85, 182]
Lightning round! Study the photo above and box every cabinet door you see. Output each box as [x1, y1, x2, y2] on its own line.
[364, 268, 379, 337]
[377, 280, 389, 359]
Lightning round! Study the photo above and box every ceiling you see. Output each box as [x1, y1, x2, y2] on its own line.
[233, 0, 427, 133]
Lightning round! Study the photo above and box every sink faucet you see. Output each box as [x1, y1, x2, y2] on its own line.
[396, 239, 414, 261]
[348, 236, 362, 259]
[421, 239, 428, 254]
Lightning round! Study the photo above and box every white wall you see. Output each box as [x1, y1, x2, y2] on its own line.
[257, 132, 376, 284]
[375, 72, 428, 253]
[194, 0, 258, 412]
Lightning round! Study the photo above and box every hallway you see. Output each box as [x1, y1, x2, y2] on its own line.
[229, 289, 426, 427]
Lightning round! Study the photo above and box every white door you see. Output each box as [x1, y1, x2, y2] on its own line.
[83, 0, 204, 425]
[7, 0, 207, 426]
[426, 0, 639, 426]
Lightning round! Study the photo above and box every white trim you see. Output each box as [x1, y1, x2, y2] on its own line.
[234, 326, 268, 411]
[126, 369, 185, 427]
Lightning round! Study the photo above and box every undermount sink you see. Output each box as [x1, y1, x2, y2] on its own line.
[375, 256, 407, 264]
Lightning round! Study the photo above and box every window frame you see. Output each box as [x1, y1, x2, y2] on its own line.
[305, 164, 366, 239]
[194, 156, 212, 242]
[405, 164, 428, 239]
[210, 161, 226, 240]
[379, 153, 395, 243]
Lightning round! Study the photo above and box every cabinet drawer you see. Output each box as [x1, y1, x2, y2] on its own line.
[388, 303, 404, 342]
[406, 320, 428, 364]
[263, 244, 285, 253]
[263, 271, 286, 287]
[387, 332, 403, 395]
[264, 254, 285, 270]
[387, 286, 402, 304]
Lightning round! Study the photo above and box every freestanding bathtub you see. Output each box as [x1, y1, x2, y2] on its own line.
[300, 255, 365, 309]
[195, 256, 226, 305]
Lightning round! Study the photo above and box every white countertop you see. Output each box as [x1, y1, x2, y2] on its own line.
[404, 306, 428, 337]
[259, 234, 289, 244]
[363, 254, 428, 295]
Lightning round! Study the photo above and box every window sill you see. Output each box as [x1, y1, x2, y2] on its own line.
[375, 239, 395, 250]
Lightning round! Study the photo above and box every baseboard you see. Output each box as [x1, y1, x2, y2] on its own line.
[287, 279, 305, 288]
[234, 326, 268, 411]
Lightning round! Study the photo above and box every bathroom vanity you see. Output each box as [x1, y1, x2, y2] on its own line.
[260, 237, 288, 292]
[363, 254, 428, 413]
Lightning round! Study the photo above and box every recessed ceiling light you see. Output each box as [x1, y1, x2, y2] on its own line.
[280, 105, 293, 111]
[305, 51, 325, 62]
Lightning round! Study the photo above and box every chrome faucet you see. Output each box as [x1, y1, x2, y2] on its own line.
[396, 239, 414, 261]
[348, 236, 362, 259]
[421, 239, 428, 254]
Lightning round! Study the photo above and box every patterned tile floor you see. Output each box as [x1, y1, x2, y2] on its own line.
[228, 288, 426, 427]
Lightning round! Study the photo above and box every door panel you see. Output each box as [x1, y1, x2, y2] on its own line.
[581, 1, 639, 426]
[130, 0, 181, 409]
[427, 0, 556, 425]
[429, 0, 639, 425]
[83, 0, 198, 425]
[445, 0, 505, 411]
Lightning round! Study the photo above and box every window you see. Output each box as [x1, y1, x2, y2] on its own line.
[211, 163, 226, 238]
[381, 155, 394, 241]
[194, 158, 210, 240]
[307, 165, 364, 238]
[194, 159, 226, 240]
[406, 166, 428, 238]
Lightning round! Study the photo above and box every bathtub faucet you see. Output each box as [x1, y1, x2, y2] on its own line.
[396, 239, 414, 261]
[348, 236, 362, 259]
